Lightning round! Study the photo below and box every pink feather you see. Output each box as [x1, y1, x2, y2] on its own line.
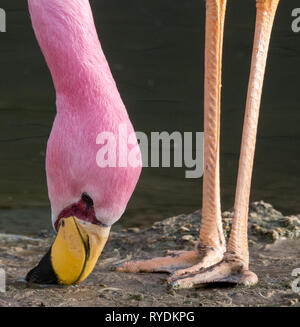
[28, 0, 142, 228]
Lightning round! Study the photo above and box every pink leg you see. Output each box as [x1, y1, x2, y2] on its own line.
[117, 0, 280, 290]
[116, 0, 227, 275]
[169, 0, 280, 289]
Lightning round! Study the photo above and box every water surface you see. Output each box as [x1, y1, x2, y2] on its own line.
[0, 0, 299, 235]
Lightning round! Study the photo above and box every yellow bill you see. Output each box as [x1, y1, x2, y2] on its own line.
[26, 216, 110, 285]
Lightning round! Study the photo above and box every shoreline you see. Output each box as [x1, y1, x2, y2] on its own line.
[0, 201, 300, 307]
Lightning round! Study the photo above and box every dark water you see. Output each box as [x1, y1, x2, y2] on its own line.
[0, 0, 300, 235]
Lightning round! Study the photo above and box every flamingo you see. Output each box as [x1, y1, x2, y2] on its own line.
[117, 0, 280, 289]
[26, 0, 280, 289]
[25, 0, 142, 284]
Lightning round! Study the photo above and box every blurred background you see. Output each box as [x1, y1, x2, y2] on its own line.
[0, 0, 299, 235]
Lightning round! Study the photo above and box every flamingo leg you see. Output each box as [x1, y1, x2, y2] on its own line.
[117, 0, 280, 290]
[169, 0, 280, 289]
[116, 0, 227, 275]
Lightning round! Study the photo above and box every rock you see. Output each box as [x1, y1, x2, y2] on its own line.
[181, 235, 194, 241]
[270, 230, 279, 241]
[179, 226, 190, 233]
[249, 212, 258, 219]
[222, 211, 233, 218]
[289, 299, 299, 306]
[127, 228, 140, 233]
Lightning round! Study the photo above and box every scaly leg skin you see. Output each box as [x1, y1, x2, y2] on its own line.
[116, 244, 224, 274]
[117, 0, 227, 275]
[169, 0, 280, 290]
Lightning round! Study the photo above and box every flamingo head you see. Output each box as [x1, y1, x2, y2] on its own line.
[26, 111, 142, 285]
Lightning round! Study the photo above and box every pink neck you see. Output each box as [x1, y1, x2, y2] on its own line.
[28, 0, 116, 103]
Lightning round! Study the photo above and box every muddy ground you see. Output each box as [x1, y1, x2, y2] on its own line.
[0, 201, 300, 307]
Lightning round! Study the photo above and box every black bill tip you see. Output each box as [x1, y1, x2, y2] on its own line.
[26, 247, 58, 284]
